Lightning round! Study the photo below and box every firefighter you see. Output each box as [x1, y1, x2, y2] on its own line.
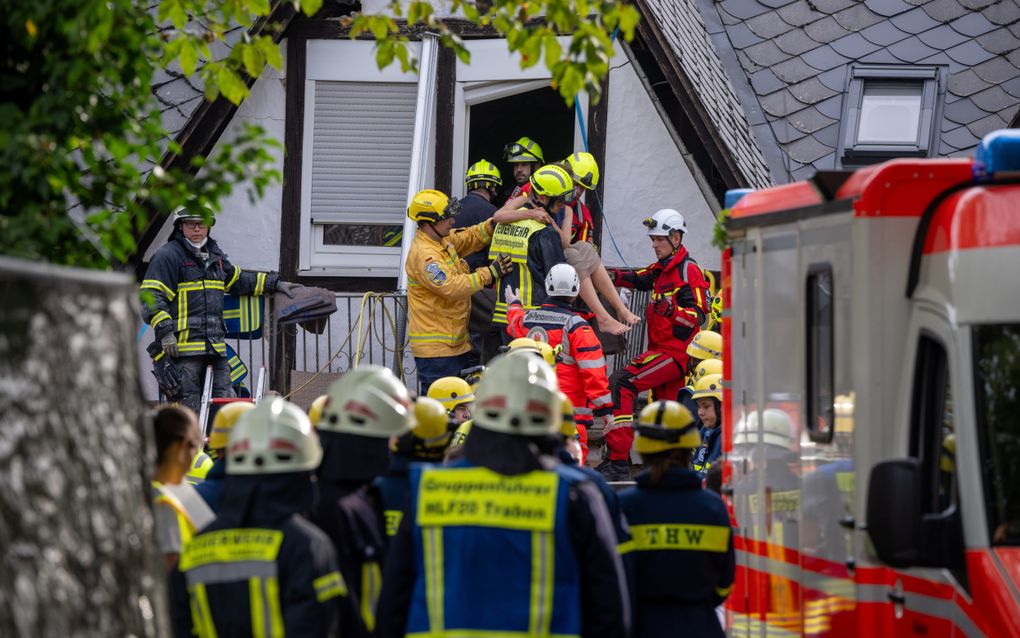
[194, 401, 254, 512]
[604, 208, 711, 481]
[151, 405, 215, 573]
[455, 160, 507, 364]
[507, 336, 559, 367]
[503, 136, 544, 201]
[619, 400, 735, 638]
[505, 262, 614, 465]
[141, 208, 296, 413]
[426, 376, 474, 425]
[184, 450, 213, 485]
[375, 354, 631, 638]
[309, 365, 414, 637]
[172, 398, 348, 638]
[489, 165, 571, 333]
[405, 189, 548, 394]
[373, 397, 453, 544]
[682, 357, 722, 423]
[691, 373, 724, 478]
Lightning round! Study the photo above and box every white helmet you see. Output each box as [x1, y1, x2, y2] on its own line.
[545, 263, 580, 297]
[733, 408, 794, 448]
[473, 354, 562, 436]
[643, 208, 687, 236]
[226, 398, 323, 475]
[319, 366, 412, 438]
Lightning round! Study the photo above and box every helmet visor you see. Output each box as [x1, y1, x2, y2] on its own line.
[503, 142, 541, 163]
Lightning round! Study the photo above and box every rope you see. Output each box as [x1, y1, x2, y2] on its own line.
[283, 291, 409, 400]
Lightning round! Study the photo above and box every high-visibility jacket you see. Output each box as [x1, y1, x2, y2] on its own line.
[611, 245, 711, 363]
[403, 460, 584, 638]
[489, 212, 566, 325]
[406, 222, 494, 358]
[151, 480, 215, 555]
[141, 233, 278, 358]
[693, 425, 722, 477]
[619, 467, 735, 638]
[505, 299, 613, 418]
[175, 479, 348, 638]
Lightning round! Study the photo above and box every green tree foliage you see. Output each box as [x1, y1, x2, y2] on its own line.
[348, 0, 639, 103]
[0, 0, 319, 269]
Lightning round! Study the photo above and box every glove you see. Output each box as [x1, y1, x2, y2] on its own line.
[592, 413, 614, 437]
[151, 356, 183, 401]
[504, 284, 521, 305]
[488, 254, 512, 279]
[276, 281, 300, 298]
[161, 333, 179, 359]
[653, 297, 675, 318]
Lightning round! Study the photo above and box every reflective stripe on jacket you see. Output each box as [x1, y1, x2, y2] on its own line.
[141, 234, 278, 357]
[177, 519, 347, 638]
[612, 246, 711, 363]
[506, 300, 613, 415]
[404, 461, 583, 638]
[406, 222, 493, 358]
[619, 468, 735, 638]
[489, 214, 566, 325]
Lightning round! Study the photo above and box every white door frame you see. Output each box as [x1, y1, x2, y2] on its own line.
[450, 38, 588, 200]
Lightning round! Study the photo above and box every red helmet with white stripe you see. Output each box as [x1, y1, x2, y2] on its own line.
[227, 398, 322, 475]
[319, 365, 412, 438]
[472, 354, 561, 436]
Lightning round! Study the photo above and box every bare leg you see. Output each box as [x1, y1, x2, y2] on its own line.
[579, 278, 630, 335]
[592, 264, 641, 325]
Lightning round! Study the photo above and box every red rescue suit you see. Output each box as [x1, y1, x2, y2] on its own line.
[506, 299, 613, 462]
[607, 246, 710, 460]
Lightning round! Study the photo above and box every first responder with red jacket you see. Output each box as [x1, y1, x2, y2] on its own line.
[603, 209, 711, 481]
[505, 262, 613, 464]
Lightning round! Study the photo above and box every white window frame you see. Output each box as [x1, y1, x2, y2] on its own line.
[451, 37, 587, 200]
[299, 40, 425, 277]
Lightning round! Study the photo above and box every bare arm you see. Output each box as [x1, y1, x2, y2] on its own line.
[557, 206, 574, 249]
[491, 195, 555, 225]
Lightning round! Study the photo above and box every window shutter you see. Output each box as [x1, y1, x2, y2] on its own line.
[310, 81, 417, 225]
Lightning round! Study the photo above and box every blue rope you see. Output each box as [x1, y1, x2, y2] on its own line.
[573, 25, 632, 269]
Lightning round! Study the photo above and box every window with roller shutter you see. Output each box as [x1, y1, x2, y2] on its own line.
[299, 40, 424, 277]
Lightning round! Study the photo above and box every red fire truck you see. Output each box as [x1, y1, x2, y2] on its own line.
[720, 129, 1020, 636]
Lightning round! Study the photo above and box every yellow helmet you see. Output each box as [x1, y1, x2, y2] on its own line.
[711, 294, 723, 325]
[465, 160, 502, 188]
[410, 397, 452, 448]
[308, 394, 328, 428]
[209, 401, 255, 451]
[564, 152, 599, 190]
[559, 392, 578, 438]
[185, 451, 214, 484]
[427, 376, 475, 412]
[507, 337, 558, 368]
[633, 401, 700, 454]
[408, 189, 461, 224]
[687, 358, 723, 390]
[691, 373, 724, 402]
[940, 434, 956, 473]
[529, 165, 574, 200]
[687, 330, 723, 360]
[503, 136, 544, 164]
[473, 354, 561, 436]
[450, 419, 473, 448]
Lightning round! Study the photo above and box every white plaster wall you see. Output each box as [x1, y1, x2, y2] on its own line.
[600, 43, 720, 271]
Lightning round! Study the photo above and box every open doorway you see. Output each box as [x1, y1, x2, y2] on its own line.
[467, 86, 575, 203]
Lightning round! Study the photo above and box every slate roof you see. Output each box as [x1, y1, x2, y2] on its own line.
[642, 0, 775, 188]
[701, 0, 1020, 181]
